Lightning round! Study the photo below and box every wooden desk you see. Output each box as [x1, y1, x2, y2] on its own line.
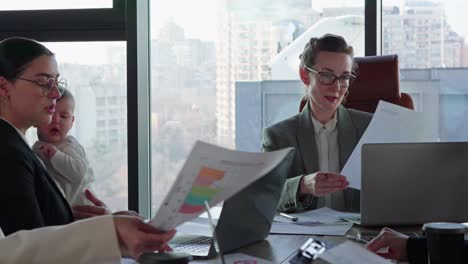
[191, 225, 421, 263]
[192, 234, 310, 263]
[123, 225, 421, 263]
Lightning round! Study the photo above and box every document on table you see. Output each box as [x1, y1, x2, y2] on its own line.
[319, 241, 392, 264]
[274, 207, 359, 224]
[223, 253, 273, 264]
[149, 140, 294, 231]
[270, 221, 353, 236]
[341, 101, 438, 189]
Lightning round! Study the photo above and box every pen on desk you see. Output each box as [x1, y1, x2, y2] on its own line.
[279, 212, 299, 222]
[346, 235, 369, 244]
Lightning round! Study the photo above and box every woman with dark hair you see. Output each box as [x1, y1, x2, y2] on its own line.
[0, 37, 73, 235]
[262, 34, 373, 212]
[0, 37, 176, 262]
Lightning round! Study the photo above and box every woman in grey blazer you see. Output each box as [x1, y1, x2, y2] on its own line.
[262, 34, 372, 213]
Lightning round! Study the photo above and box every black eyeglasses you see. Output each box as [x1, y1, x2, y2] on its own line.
[305, 67, 356, 89]
[17, 77, 67, 95]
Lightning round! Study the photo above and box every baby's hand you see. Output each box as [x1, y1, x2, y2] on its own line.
[39, 143, 57, 159]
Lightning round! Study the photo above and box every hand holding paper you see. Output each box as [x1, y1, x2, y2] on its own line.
[341, 101, 438, 189]
[150, 141, 293, 231]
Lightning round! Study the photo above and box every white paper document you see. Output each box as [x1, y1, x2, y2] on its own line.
[274, 207, 360, 224]
[319, 241, 392, 264]
[341, 101, 438, 189]
[270, 221, 353, 236]
[150, 140, 293, 231]
[223, 253, 273, 264]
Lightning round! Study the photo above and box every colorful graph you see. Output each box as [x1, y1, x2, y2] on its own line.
[179, 166, 225, 214]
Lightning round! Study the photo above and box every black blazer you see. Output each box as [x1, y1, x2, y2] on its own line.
[0, 119, 73, 236]
[407, 237, 468, 263]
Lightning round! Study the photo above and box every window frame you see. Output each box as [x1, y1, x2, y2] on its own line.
[0, 0, 125, 41]
[0, 0, 150, 216]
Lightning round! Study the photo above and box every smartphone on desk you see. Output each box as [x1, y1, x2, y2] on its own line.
[358, 231, 421, 242]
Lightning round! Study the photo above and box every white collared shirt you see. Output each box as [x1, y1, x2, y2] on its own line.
[310, 113, 345, 210]
[310, 114, 340, 174]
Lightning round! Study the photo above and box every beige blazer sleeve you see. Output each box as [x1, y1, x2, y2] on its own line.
[0, 215, 121, 264]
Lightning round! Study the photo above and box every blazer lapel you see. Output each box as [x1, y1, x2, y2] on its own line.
[296, 102, 319, 174]
[0, 119, 72, 213]
[337, 105, 359, 170]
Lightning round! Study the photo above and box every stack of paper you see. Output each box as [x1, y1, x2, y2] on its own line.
[271, 207, 356, 236]
[224, 253, 273, 264]
[319, 241, 392, 264]
[270, 221, 353, 236]
[274, 207, 359, 224]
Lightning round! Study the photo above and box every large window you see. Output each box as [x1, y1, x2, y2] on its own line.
[24, 42, 128, 211]
[382, 0, 468, 141]
[150, 0, 365, 213]
[0, 1, 112, 10]
[0, 0, 130, 209]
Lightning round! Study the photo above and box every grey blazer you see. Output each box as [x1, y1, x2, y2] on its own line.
[262, 103, 373, 212]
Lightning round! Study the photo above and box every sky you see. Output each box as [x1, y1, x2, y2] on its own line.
[2, 0, 466, 63]
[1, 0, 466, 41]
[150, 0, 468, 42]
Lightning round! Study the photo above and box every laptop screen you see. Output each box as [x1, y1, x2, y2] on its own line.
[361, 142, 468, 226]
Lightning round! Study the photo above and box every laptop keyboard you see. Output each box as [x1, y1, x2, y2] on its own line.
[171, 236, 213, 256]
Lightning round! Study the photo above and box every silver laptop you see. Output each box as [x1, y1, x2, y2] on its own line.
[167, 203, 224, 260]
[359, 142, 468, 226]
[170, 149, 294, 257]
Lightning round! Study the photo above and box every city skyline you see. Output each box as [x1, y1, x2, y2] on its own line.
[150, 0, 468, 43]
[43, 0, 468, 66]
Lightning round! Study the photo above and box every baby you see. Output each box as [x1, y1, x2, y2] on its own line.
[33, 89, 94, 206]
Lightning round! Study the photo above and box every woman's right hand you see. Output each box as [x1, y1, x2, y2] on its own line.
[113, 216, 177, 260]
[300, 172, 349, 196]
[366, 227, 409, 260]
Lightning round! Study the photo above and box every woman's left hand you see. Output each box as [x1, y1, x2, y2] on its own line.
[72, 189, 112, 220]
[73, 189, 144, 220]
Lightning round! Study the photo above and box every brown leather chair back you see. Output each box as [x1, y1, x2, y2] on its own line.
[299, 54, 414, 113]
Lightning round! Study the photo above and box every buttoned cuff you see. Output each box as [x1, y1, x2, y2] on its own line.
[279, 175, 314, 212]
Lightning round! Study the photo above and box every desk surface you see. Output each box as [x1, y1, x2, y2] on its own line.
[192, 224, 420, 263]
[123, 225, 420, 263]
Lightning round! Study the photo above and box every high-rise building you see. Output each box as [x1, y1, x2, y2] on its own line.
[216, 0, 317, 148]
[383, 0, 465, 68]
